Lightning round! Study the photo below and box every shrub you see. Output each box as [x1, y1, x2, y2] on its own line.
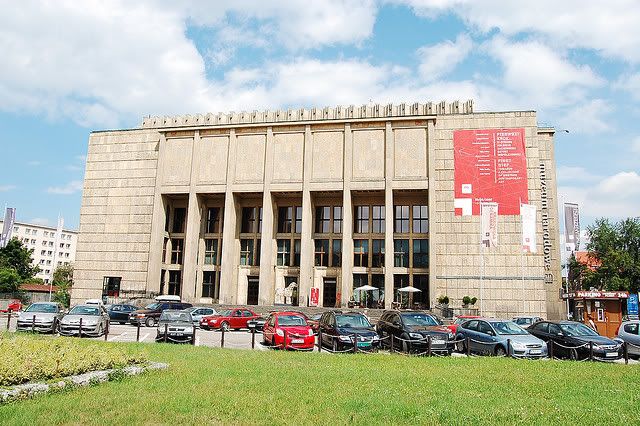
[462, 296, 471, 306]
[470, 297, 477, 305]
[437, 295, 449, 305]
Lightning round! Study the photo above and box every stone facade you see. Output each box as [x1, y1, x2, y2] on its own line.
[73, 101, 564, 319]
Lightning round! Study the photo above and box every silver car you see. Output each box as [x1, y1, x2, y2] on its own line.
[512, 316, 543, 328]
[616, 320, 640, 357]
[183, 306, 217, 326]
[456, 318, 548, 358]
[156, 310, 194, 343]
[59, 304, 109, 337]
[16, 302, 64, 333]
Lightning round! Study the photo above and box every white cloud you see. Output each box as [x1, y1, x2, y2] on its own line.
[393, 0, 640, 62]
[557, 99, 613, 134]
[631, 137, 640, 153]
[559, 171, 640, 221]
[30, 217, 50, 226]
[613, 72, 640, 101]
[417, 34, 472, 81]
[46, 180, 83, 195]
[0, 185, 16, 192]
[557, 166, 602, 184]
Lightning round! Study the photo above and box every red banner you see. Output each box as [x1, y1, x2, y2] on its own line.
[454, 128, 528, 215]
[310, 287, 319, 307]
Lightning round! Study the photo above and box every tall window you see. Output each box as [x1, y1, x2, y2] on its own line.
[171, 238, 184, 264]
[277, 205, 301, 267]
[242, 207, 260, 233]
[354, 239, 369, 267]
[394, 239, 409, 267]
[372, 239, 385, 267]
[240, 239, 255, 266]
[332, 240, 342, 266]
[202, 271, 219, 299]
[315, 207, 331, 233]
[314, 239, 329, 267]
[413, 205, 428, 233]
[394, 205, 410, 233]
[278, 206, 301, 234]
[333, 206, 343, 233]
[205, 207, 221, 233]
[413, 239, 429, 268]
[168, 271, 181, 295]
[204, 239, 219, 265]
[172, 208, 186, 233]
[372, 205, 385, 233]
[354, 206, 369, 233]
[277, 239, 291, 266]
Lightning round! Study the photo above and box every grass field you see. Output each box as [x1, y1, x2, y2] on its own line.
[1, 338, 639, 425]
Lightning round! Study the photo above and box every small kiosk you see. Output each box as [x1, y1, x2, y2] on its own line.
[563, 290, 629, 338]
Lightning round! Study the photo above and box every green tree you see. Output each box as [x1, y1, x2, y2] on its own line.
[0, 238, 40, 281]
[52, 264, 73, 308]
[0, 267, 21, 293]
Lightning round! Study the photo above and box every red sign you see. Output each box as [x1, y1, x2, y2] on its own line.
[310, 287, 319, 307]
[563, 291, 629, 299]
[454, 128, 528, 215]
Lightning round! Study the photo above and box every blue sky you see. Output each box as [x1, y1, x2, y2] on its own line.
[1, 0, 640, 230]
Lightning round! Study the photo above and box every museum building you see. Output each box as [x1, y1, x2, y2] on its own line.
[73, 101, 564, 319]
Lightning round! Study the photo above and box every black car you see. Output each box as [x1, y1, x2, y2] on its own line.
[376, 310, 454, 354]
[130, 301, 193, 327]
[528, 320, 623, 360]
[318, 311, 380, 352]
[106, 304, 138, 324]
[247, 317, 266, 331]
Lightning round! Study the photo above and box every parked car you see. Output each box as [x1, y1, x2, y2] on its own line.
[616, 320, 640, 358]
[376, 310, 454, 354]
[16, 302, 64, 333]
[318, 311, 380, 352]
[200, 308, 260, 331]
[455, 318, 547, 358]
[307, 313, 323, 332]
[262, 312, 315, 350]
[528, 320, 622, 360]
[155, 310, 194, 343]
[106, 304, 138, 324]
[59, 304, 110, 337]
[129, 298, 193, 327]
[247, 316, 266, 331]
[0, 299, 22, 313]
[183, 307, 217, 326]
[446, 315, 481, 335]
[512, 316, 543, 328]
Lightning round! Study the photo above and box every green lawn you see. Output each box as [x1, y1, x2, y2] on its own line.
[1, 339, 639, 425]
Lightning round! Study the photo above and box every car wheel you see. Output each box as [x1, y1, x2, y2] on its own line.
[145, 317, 155, 327]
[221, 321, 230, 332]
[569, 348, 579, 360]
[495, 346, 506, 357]
[402, 339, 410, 354]
[456, 337, 466, 353]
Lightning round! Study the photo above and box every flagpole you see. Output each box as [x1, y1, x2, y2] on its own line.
[480, 203, 484, 316]
[520, 200, 525, 316]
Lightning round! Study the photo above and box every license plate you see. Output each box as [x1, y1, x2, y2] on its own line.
[606, 352, 618, 357]
[174, 333, 183, 337]
[431, 339, 445, 345]
[292, 339, 304, 344]
[357, 342, 371, 348]
[530, 349, 541, 355]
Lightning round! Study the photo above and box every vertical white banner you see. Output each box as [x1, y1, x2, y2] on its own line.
[0, 208, 16, 248]
[521, 203, 537, 253]
[564, 203, 580, 252]
[480, 202, 498, 248]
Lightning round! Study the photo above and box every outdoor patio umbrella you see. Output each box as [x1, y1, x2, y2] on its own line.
[397, 286, 421, 308]
[354, 285, 378, 308]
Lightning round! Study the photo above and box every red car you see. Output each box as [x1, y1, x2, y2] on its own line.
[200, 308, 259, 331]
[0, 300, 22, 313]
[262, 311, 315, 350]
[446, 315, 481, 334]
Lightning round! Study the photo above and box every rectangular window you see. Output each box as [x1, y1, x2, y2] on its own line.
[353, 239, 369, 267]
[277, 239, 291, 266]
[333, 206, 343, 234]
[372, 239, 385, 268]
[204, 239, 218, 265]
[32, 230, 37, 236]
[372, 205, 385, 233]
[295, 207, 302, 234]
[413, 205, 429, 233]
[43, 231, 47, 237]
[413, 239, 429, 268]
[205, 207, 221, 234]
[168, 271, 181, 295]
[171, 238, 184, 264]
[41, 250, 46, 255]
[202, 271, 215, 298]
[102, 276, 121, 297]
[258, 208, 263, 233]
[293, 239, 301, 266]
[332, 239, 342, 267]
[354, 206, 369, 233]
[315, 206, 331, 234]
[240, 239, 255, 266]
[162, 237, 168, 263]
[172, 208, 186, 233]
[394, 239, 409, 267]
[60, 243, 64, 248]
[277, 207, 293, 233]
[394, 205, 410, 233]
[314, 239, 329, 267]
[241, 207, 257, 233]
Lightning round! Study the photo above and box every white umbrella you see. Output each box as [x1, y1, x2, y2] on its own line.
[354, 285, 377, 292]
[398, 286, 421, 293]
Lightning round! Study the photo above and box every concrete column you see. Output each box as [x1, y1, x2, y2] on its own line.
[220, 129, 239, 304]
[181, 192, 201, 301]
[146, 133, 168, 294]
[427, 120, 437, 309]
[384, 122, 395, 309]
[299, 125, 314, 306]
[259, 127, 275, 305]
[341, 124, 353, 307]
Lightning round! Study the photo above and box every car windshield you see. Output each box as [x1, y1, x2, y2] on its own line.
[336, 314, 371, 328]
[160, 312, 192, 323]
[401, 313, 438, 326]
[25, 304, 58, 313]
[560, 323, 599, 337]
[69, 306, 100, 316]
[514, 317, 532, 325]
[217, 310, 232, 316]
[278, 315, 307, 327]
[491, 321, 528, 335]
[145, 302, 160, 310]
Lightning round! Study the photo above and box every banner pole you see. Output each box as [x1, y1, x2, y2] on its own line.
[480, 203, 484, 316]
[520, 200, 525, 316]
